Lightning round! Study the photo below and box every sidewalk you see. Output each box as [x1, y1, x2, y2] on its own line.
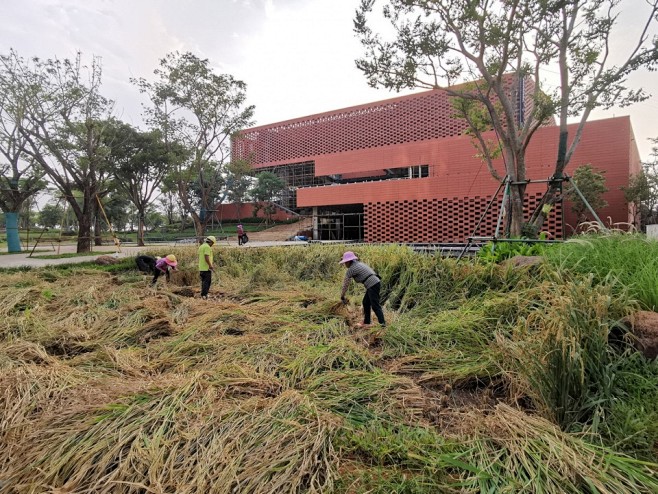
[0, 240, 315, 269]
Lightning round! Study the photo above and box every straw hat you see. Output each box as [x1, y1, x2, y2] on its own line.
[206, 236, 216, 244]
[339, 251, 358, 264]
[164, 254, 177, 267]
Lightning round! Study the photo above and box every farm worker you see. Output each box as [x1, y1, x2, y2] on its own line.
[151, 254, 178, 286]
[339, 251, 386, 328]
[135, 255, 156, 274]
[198, 235, 216, 299]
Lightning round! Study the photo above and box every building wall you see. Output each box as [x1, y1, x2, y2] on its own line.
[212, 203, 292, 222]
[294, 117, 634, 242]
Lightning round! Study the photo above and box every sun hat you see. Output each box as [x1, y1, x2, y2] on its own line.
[206, 235, 216, 244]
[164, 254, 177, 267]
[339, 251, 358, 264]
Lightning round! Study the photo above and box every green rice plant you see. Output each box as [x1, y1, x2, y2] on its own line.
[544, 234, 658, 310]
[334, 466, 457, 494]
[601, 353, 658, 460]
[457, 404, 658, 494]
[498, 273, 635, 431]
[244, 258, 292, 290]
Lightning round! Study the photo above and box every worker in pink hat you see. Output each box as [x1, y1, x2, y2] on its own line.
[151, 254, 178, 286]
[339, 251, 385, 328]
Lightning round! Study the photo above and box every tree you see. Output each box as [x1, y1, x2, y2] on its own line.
[225, 159, 254, 221]
[0, 53, 47, 252]
[133, 52, 255, 240]
[0, 50, 115, 252]
[251, 171, 285, 225]
[355, 0, 658, 236]
[102, 192, 132, 232]
[106, 120, 186, 246]
[145, 209, 165, 231]
[565, 164, 608, 227]
[38, 202, 65, 229]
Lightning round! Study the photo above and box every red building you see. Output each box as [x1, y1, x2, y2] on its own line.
[232, 86, 640, 243]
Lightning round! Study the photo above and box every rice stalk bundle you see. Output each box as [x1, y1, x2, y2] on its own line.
[204, 363, 284, 399]
[68, 345, 152, 377]
[0, 340, 57, 367]
[335, 418, 465, 492]
[303, 319, 351, 346]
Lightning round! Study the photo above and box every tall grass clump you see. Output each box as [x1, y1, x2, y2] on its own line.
[544, 234, 658, 310]
[499, 272, 635, 431]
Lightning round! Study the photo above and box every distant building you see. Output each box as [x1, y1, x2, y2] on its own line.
[232, 83, 640, 242]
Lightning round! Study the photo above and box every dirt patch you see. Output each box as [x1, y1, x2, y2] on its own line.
[134, 318, 173, 344]
[622, 311, 658, 359]
[95, 255, 122, 265]
[42, 332, 94, 358]
[173, 287, 196, 297]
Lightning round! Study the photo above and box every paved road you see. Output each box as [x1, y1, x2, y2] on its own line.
[0, 240, 316, 269]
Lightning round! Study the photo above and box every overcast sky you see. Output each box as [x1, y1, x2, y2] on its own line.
[1, 0, 657, 160]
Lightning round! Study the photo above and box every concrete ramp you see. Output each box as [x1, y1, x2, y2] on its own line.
[247, 217, 313, 242]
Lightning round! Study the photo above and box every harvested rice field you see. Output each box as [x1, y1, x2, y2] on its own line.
[1, 240, 657, 493]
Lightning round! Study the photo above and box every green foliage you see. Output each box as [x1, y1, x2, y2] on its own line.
[624, 139, 658, 228]
[38, 203, 65, 229]
[566, 164, 609, 224]
[477, 240, 546, 264]
[251, 172, 286, 224]
[604, 354, 658, 459]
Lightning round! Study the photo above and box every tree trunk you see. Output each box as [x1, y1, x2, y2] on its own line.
[137, 211, 145, 247]
[191, 212, 205, 243]
[509, 184, 526, 237]
[94, 213, 103, 246]
[77, 213, 92, 253]
[75, 190, 94, 253]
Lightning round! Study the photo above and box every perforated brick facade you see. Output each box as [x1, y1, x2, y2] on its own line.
[232, 84, 639, 243]
[364, 193, 562, 243]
